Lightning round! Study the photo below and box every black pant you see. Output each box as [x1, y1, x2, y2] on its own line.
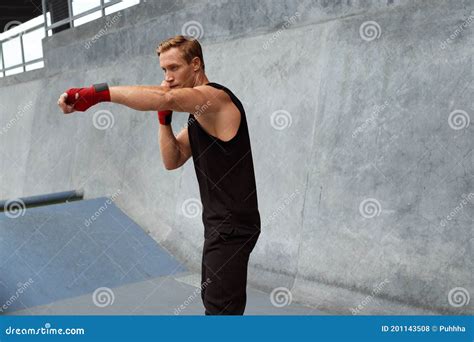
[200, 225, 260, 315]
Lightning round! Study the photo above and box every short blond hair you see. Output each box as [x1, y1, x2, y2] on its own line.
[157, 35, 205, 72]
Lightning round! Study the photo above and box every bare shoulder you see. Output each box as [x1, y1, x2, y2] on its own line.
[194, 84, 232, 106]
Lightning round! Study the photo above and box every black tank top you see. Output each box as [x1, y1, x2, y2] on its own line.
[187, 82, 260, 234]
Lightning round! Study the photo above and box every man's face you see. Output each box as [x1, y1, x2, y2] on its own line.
[159, 47, 195, 89]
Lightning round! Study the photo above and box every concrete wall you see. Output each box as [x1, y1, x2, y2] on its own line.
[0, 0, 472, 314]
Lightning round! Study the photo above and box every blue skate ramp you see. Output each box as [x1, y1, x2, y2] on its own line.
[0, 197, 186, 313]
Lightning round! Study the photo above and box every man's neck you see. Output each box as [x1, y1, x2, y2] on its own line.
[193, 72, 209, 87]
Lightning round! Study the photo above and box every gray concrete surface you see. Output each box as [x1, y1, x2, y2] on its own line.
[8, 272, 321, 316]
[1, 199, 315, 315]
[0, 0, 472, 315]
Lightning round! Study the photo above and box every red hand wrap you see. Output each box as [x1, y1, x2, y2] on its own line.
[65, 83, 111, 112]
[158, 110, 173, 125]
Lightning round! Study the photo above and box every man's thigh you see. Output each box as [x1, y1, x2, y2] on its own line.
[201, 228, 260, 314]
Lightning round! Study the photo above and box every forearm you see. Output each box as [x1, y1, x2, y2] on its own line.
[110, 85, 169, 111]
[159, 125, 182, 170]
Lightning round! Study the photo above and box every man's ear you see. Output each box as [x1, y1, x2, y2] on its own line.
[192, 56, 201, 72]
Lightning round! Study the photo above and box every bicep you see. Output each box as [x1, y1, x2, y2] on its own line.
[165, 86, 222, 114]
[175, 126, 192, 167]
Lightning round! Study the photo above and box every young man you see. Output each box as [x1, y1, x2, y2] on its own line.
[57, 35, 261, 315]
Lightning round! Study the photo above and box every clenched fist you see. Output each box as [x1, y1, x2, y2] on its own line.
[58, 83, 111, 114]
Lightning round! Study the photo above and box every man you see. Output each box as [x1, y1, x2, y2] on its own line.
[57, 35, 261, 315]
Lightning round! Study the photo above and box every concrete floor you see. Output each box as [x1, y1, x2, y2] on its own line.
[0, 198, 324, 316]
[8, 271, 323, 316]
